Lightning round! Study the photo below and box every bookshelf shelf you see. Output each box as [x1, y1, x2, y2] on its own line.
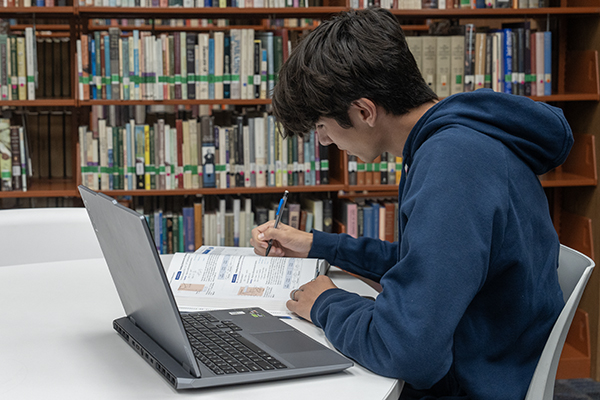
[0, 178, 78, 199]
[539, 172, 598, 187]
[87, 181, 345, 197]
[0, 99, 76, 107]
[0, 6, 75, 16]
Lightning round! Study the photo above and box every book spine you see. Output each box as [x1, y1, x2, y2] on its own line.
[1, 35, 10, 101]
[230, 29, 241, 100]
[10, 38, 18, 101]
[174, 32, 181, 100]
[223, 34, 231, 99]
[186, 33, 196, 100]
[214, 32, 224, 99]
[16, 38, 26, 100]
[503, 28, 513, 94]
[544, 31, 551, 96]
[197, 33, 208, 100]
[202, 116, 216, 188]
[109, 28, 120, 100]
[180, 32, 187, 100]
[463, 25, 475, 92]
[24, 28, 35, 100]
[253, 40, 261, 99]
[10, 126, 22, 190]
[208, 37, 215, 99]
[182, 206, 195, 252]
[0, 120, 12, 191]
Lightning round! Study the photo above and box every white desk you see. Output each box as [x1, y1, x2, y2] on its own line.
[0, 257, 401, 400]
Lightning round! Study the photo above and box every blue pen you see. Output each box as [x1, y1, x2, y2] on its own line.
[265, 190, 289, 257]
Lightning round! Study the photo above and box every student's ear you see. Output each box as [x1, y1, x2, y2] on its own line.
[350, 98, 378, 128]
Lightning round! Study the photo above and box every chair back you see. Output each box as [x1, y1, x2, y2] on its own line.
[524, 244, 595, 400]
[0, 208, 103, 267]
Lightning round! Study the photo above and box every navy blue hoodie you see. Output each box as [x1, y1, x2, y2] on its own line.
[308, 90, 573, 399]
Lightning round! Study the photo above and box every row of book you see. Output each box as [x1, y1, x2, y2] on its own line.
[79, 110, 330, 192]
[1, 0, 67, 5]
[91, 17, 317, 29]
[0, 30, 38, 101]
[139, 194, 333, 254]
[0, 0, 546, 6]
[0, 119, 32, 192]
[352, 0, 547, 9]
[347, 154, 402, 186]
[337, 198, 399, 243]
[77, 0, 322, 7]
[408, 23, 552, 98]
[76, 28, 289, 101]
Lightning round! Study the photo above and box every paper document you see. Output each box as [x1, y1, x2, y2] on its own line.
[166, 246, 329, 315]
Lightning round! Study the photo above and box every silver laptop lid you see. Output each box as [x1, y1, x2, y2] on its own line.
[79, 185, 201, 378]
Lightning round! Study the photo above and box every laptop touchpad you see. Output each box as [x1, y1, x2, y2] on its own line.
[252, 331, 325, 353]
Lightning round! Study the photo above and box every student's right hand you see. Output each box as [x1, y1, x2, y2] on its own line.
[250, 221, 313, 258]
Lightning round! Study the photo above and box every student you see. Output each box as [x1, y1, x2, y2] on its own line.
[251, 7, 572, 400]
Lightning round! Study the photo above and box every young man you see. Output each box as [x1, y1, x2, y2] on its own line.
[250, 8, 573, 399]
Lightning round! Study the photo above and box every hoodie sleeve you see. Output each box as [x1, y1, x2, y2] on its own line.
[309, 131, 510, 388]
[308, 230, 398, 282]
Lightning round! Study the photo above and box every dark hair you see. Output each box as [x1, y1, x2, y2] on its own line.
[272, 7, 438, 137]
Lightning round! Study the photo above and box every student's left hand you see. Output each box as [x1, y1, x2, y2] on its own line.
[287, 275, 337, 322]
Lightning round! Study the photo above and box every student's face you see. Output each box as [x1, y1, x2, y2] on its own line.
[315, 117, 379, 162]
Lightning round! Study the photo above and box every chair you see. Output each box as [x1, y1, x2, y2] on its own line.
[0, 207, 103, 267]
[524, 244, 595, 400]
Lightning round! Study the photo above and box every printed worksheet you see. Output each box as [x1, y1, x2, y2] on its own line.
[166, 247, 328, 314]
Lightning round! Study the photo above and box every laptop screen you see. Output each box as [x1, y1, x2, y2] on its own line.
[79, 186, 201, 378]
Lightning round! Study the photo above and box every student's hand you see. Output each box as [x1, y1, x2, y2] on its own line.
[286, 275, 337, 322]
[250, 221, 313, 258]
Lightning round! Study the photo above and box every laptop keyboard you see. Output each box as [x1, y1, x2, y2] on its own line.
[181, 313, 288, 375]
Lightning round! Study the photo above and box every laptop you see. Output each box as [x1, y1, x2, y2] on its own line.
[79, 185, 352, 390]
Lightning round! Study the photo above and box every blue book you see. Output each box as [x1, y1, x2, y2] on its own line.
[362, 205, 375, 239]
[122, 38, 130, 101]
[503, 28, 513, 94]
[182, 207, 195, 252]
[544, 31, 552, 96]
[205, 0, 211, 6]
[104, 34, 112, 100]
[369, 201, 380, 239]
[36, 0, 44, 5]
[208, 38, 215, 100]
[154, 209, 163, 254]
[90, 37, 97, 100]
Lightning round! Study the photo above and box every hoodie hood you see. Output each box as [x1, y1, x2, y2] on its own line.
[404, 89, 574, 175]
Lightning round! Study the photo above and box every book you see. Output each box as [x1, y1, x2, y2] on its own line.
[165, 246, 330, 315]
[0, 119, 11, 191]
